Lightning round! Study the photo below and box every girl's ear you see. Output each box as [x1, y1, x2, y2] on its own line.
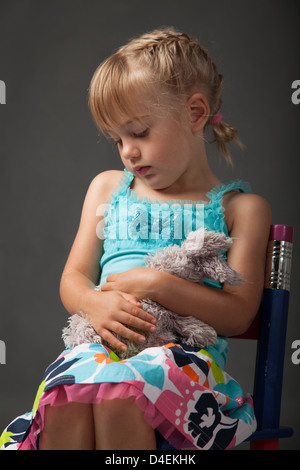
[186, 93, 210, 131]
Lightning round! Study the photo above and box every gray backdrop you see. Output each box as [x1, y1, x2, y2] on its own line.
[0, 0, 299, 450]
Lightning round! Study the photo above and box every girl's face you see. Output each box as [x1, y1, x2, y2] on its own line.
[107, 100, 197, 194]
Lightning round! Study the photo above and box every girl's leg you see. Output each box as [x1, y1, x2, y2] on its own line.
[93, 397, 156, 450]
[39, 402, 95, 450]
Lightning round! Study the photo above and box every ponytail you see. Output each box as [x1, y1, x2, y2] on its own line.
[209, 119, 242, 166]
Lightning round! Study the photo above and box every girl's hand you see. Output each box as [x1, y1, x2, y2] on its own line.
[81, 288, 157, 352]
[101, 267, 157, 300]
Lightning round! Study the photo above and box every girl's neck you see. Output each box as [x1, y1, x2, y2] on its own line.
[130, 156, 221, 203]
[157, 140, 222, 201]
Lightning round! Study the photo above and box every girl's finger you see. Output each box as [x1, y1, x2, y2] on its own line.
[111, 321, 147, 345]
[123, 294, 142, 307]
[125, 302, 157, 326]
[120, 309, 157, 333]
[100, 328, 128, 352]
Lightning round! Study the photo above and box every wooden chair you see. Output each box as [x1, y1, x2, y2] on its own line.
[156, 224, 294, 450]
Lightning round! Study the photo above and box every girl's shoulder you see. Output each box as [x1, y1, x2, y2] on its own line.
[81, 170, 124, 217]
[223, 190, 271, 235]
[88, 169, 124, 198]
[90, 169, 124, 190]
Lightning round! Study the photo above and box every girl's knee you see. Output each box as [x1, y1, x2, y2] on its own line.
[40, 403, 94, 450]
[42, 404, 63, 431]
[95, 397, 139, 422]
[93, 397, 155, 450]
[43, 402, 94, 435]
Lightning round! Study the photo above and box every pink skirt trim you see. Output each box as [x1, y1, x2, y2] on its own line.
[19, 382, 194, 450]
[7, 343, 257, 450]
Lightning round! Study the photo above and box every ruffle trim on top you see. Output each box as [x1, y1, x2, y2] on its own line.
[122, 168, 252, 207]
[206, 179, 252, 203]
[101, 169, 252, 257]
[101, 169, 134, 222]
[105, 168, 252, 209]
[102, 169, 252, 239]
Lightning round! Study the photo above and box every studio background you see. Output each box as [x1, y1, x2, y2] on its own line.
[0, 0, 299, 449]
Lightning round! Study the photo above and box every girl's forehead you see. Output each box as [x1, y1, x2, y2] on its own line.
[103, 92, 150, 126]
[100, 85, 184, 135]
[110, 114, 151, 129]
[104, 98, 162, 134]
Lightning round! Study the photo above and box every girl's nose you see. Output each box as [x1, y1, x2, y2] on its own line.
[121, 140, 141, 160]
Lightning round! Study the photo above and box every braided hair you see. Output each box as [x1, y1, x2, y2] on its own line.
[89, 28, 241, 164]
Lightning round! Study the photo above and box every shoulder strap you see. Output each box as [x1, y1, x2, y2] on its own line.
[119, 168, 134, 193]
[109, 168, 134, 199]
[206, 180, 252, 203]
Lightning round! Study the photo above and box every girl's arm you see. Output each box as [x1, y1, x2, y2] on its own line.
[60, 171, 157, 352]
[59, 172, 105, 315]
[102, 193, 271, 337]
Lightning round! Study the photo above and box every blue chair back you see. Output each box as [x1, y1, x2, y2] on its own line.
[243, 224, 294, 449]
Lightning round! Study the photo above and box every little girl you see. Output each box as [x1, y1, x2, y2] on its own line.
[1, 28, 271, 451]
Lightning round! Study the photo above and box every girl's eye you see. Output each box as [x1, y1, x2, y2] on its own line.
[134, 128, 149, 138]
[110, 128, 149, 147]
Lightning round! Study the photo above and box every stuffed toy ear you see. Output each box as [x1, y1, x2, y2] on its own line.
[183, 228, 205, 252]
[201, 257, 245, 285]
[203, 230, 233, 253]
[183, 229, 233, 259]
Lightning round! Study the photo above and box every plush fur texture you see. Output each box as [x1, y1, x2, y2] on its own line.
[62, 228, 245, 359]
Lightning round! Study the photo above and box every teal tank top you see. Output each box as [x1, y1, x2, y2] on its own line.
[99, 168, 251, 368]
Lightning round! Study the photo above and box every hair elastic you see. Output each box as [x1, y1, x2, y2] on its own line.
[210, 113, 223, 125]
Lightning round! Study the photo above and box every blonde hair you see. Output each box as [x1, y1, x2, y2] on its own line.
[89, 28, 241, 164]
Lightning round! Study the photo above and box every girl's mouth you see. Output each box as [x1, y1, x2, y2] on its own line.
[134, 166, 151, 176]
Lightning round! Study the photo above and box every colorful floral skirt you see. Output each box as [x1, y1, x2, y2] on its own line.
[0, 342, 256, 450]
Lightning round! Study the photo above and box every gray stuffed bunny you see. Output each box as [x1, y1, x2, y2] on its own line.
[62, 228, 245, 359]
